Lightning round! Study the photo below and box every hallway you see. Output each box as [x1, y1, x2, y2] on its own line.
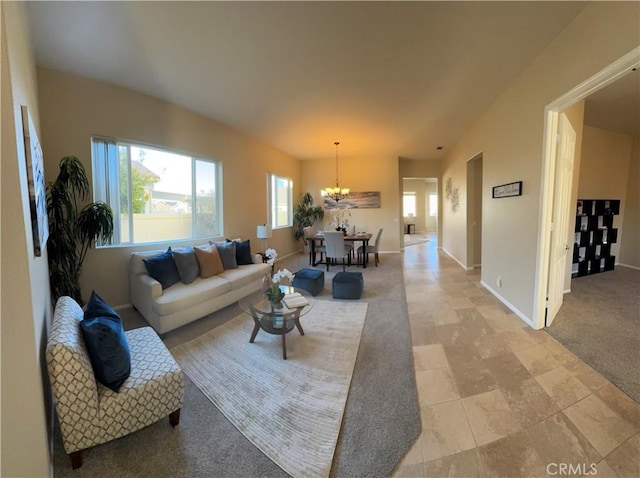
[394, 238, 639, 477]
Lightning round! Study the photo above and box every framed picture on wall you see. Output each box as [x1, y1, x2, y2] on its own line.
[21, 105, 49, 256]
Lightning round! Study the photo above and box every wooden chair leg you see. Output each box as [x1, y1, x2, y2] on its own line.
[69, 451, 82, 469]
[169, 409, 181, 427]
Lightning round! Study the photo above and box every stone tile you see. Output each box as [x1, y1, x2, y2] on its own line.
[526, 412, 601, 470]
[485, 352, 533, 389]
[564, 394, 638, 457]
[424, 449, 485, 477]
[410, 324, 440, 347]
[501, 328, 538, 351]
[396, 432, 424, 467]
[412, 344, 449, 371]
[513, 343, 564, 376]
[593, 383, 640, 428]
[563, 358, 610, 392]
[592, 460, 619, 478]
[416, 368, 460, 406]
[478, 430, 547, 478]
[535, 366, 592, 409]
[520, 326, 551, 345]
[421, 400, 477, 462]
[500, 377, 560, 429]
[432, 308, 462, 326]
[437, 323, 475, 347]
[604, 433, 639, 478]
[461, 389, 521, 446]
[391, 462, 425, 478]
[473, 332, 512, 359]
[446, 349, 498, 398]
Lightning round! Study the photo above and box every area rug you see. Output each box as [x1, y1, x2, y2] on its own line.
[170, 300, 368, 478]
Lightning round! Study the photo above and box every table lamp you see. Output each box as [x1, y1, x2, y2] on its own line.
[256, 224, 272, 254]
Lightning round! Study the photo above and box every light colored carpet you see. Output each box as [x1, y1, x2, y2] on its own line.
[171, 300, 368, 478]
[548, 266, 640, 403]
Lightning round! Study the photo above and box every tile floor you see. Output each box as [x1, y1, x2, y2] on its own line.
[393, 237, 639, 477]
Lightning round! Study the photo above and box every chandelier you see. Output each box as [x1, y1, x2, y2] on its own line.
[324, 141, 350, 202]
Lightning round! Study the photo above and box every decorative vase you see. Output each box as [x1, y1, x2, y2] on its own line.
[261, 272, 272, 295]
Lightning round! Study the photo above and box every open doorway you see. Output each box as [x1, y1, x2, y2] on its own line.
[534, 46, 639, 330]
[402, 178, 438, 247]
[466, 154, 483, 269]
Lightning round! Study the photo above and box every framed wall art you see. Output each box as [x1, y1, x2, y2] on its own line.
[21, 105, 49, 256]
[492, 181, 522, 199]
[324, 191, 381, 210]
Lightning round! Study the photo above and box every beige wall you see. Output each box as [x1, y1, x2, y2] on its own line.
[440, 1, 639, 324]
[301, 156, 401, 253]
[37, 68, 302, 307]
[578, 125, 633, 263]
[1, 3, 53, 476]
[619, 135, 639, 267]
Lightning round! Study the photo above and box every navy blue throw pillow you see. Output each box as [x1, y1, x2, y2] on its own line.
[84, 290, 120, 320]
[80, 292, 131, 392]
[229, 239, 253, 265]
[143, 247, 181, 289]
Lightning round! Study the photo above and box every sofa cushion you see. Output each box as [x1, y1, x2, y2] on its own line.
[80, 292, 131, 392]
[143, 247, 180, 289]
[172, 247, 200, 284]
[150, 275, 232, 316]
[229, 239, 253, 266]
[218, 263, 269, 290]
[213, 241, 238, 270]
[194, 244, 224, 278]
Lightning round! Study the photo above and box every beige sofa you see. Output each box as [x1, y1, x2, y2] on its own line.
[130, 249, 270, 334]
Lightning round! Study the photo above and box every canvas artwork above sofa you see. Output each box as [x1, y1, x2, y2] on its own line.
[130, 239, 270, 334]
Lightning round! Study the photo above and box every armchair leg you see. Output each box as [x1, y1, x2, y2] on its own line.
[169, 409, 181, 427]
[69, 451, 82, 469]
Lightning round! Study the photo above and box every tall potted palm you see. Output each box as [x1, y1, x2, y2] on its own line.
[47, 156, 114, 305]
[293, 192, 324, 243]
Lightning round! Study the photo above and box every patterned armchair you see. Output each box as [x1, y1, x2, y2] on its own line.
[46, 296, 184, 469]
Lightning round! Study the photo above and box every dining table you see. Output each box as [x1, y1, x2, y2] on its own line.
[307, 232, 373, 268]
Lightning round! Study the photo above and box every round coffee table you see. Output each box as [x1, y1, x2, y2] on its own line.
[238, 286, 313, 359]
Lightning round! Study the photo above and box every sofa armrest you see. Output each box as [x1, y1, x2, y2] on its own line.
[252, 253, 264, 264]
[130, 272, 162, 313]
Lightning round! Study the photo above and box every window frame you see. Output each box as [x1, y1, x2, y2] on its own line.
[91, 136, 223, 247]
[267, 172, 293, 230]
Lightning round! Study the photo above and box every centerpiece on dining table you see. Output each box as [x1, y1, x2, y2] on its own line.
[262, 268, 295, 310]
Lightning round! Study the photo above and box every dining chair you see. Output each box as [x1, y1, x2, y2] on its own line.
[323, 231, 353, 271]
[303, 226, 325, 265]
[357, 228, 383, 267]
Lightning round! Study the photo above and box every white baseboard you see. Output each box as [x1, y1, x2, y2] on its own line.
[618, 263, 640, 271]
[480, 280, 536, 329]
[441, 247, 472, 270]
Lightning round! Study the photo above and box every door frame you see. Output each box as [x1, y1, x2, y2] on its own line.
[533, 46, 640, 330]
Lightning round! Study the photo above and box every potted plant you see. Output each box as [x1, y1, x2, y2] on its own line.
[293, 192, 324, 243]
[47, 156, 114, 305]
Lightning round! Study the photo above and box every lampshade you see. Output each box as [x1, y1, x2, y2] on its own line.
[256, 225, 272, 239]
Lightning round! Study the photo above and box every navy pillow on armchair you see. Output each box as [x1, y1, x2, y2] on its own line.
[80, 291, 131, 392]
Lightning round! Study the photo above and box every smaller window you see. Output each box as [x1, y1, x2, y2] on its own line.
[429, 194, 438, 217]
[403, 192, 416, 217]
[268, 173, 293, 228]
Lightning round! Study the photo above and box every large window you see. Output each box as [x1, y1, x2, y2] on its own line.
[268, 173, 292, 229]
[403, 192, 417, 217]
[92, 137, 222, 246]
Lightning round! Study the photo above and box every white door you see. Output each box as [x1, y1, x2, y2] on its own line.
[546, 113, 576, 326]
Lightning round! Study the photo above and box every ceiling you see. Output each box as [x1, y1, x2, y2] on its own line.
[583, 70, 640, 137]
[25, 1, 591, 161]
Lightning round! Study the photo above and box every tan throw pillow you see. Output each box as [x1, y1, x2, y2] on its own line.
[194, 244, 224, 278]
